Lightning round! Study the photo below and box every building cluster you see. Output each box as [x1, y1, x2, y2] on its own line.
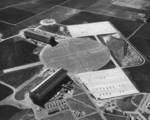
[72, 110, 86, 118]
[17, 19, 144, 120]
[44, 99, 69, 115]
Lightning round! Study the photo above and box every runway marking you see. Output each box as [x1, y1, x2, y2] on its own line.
[41, 47, 107, 56]
[41, 50, 108, 63]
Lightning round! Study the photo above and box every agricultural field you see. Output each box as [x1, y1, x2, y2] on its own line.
[67, 98, 96, 116]
[0, 65, 43, 88]
[0, 105, 21, 120]
[0, 83, 13, 101]
[132, 94, 144, 106]
[73, 87, 84, 96]
[79, 113, 103, 120]
[104, 113, 128, 120]
[43, 110, 75, 120]
[73, 93, 96, 108]
[116, 96, 137, 111]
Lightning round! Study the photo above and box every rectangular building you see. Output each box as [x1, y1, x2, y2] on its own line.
[30, 68, 68, 101]
[77, 68, 139, 100]
[24, 28, 55, 44]
[67, 21, 118, 38]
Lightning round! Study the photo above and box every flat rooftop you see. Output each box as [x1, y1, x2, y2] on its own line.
[77, 68, 139, 99]
[67, 21, 118, 37]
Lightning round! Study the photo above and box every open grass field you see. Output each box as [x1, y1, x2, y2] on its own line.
[10, 109, 35, 120]
[0, 105, 21, 120]
[15, 75, 44, 100]
[73, 87, 84, 96]
[116, 96, 137, 112]
[73, 93, 96, 108]
[67, 98, 96, 116]
[132, 94, 144, 106]
[104, 113, 128, 120]
[79, 113, 103, 120]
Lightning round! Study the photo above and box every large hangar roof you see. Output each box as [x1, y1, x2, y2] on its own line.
[77, 68, 139, 99]
[67, 21, 118, 37]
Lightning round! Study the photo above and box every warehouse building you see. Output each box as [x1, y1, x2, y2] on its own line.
[24, 28, 58, 46]
[77, 68, 139, 100]
[30, 68, 68, 104]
